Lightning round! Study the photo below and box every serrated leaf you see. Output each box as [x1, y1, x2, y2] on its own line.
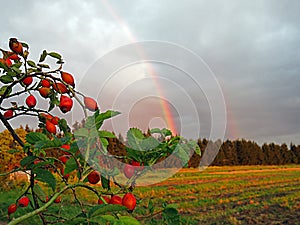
[21, 42, 29, 48]
[74, 128, 89, 137]
[0, 75, 14, 84]
[39, 50, 47, 62]
[101, 175, 110, 189]
[26, 132, 48, 145]
[89, 215, 116, 223]
[20, 156, 36, 167]
[37, 63, 50, 69]
[33, 183, 46, 199]
[98, 130, 116, 138]
[0, 85, 12, 96]
[119, 216, 140, 225]
[48, 52, 62, 60]
[127, 128, 144, 150]
[11, 66, 21, 74]
[64, 157, 77, 174]
[94, 110, 121, 130]
[140, 137, 160, 151]
[90, 204, 127, 218]
[34, 168, 56, 191]
[27, 60, 36, 68]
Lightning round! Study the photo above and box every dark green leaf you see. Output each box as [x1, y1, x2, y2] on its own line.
[64, 157, 77, 174]
[89, 215, 116, 223]
[27, 60, 36, 68]
[39, 50, 47, 62]
[0, 75, 14, 84]
[90, 204, 127, 218]
[20, 156, 36, 167]
[127, 128, 144, 151]
[140, 137, 160, 151]
[101, 175, 110, 189]
[8, 149, 21, 154]
[148, 199, 154, 214]
[26, 132, 48, 145]
[162, 207, 180, 225]
[34, 168, 56, 191]
[33, 183, 46, 199]
[58, 119, 70, 133]
[21, 42, 29, 48]
[48, 52, 62, 60]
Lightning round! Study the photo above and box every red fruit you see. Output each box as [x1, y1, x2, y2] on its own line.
[4, 110, 14, 119]
[45, 196, 49, 203]
[61, 144, 70, 151]
[5, 58, 12, 67]
[59, 95, 73, 113]
[54, 196, 61, 203]
[34, 159, 42, 164]
[46, 120, 56, 134]
[22, 76, 33, 86]
[98, 196, 110, 204]
[26, 95, 37, 108]
[87, 171, 100, 184]
[8, 203, 17, 215]
[132, 161, 144, 171]
[39, 87, 51, 98]
[122, 193, 137, 211]
[53, 82, 68, 94]
[110, 195, 122, 205]
[59, 155, 69, 164]
[84, 96, 98, 111]
[9, 38, 23, 55]
[41, 79, 51, 88]
[51, 116, 60, 125]
[8, 53, 20, 60]
[18, 196, 30, 207]
[61, 71, 75, 87]
[124, 164, 135, 179]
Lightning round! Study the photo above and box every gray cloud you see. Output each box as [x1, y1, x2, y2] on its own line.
[1, 0, 300, 144]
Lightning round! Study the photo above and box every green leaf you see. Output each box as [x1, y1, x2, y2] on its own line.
[162, 207, 180, 225]
[98, 130, 116, 138]
[89, 215, 116, 223]
[58, 119, 70, 133]
[37, 63, 50, 69]
[0, 75, 14, 84]
[101, 175, 110, 189]
[11, 66, 21, 74]
[21, 42, 29, 48]
[127, 128, 144, 150]
[27, 60, 37, 68]
[0, 61, 9, 71]
[34, 168, 56, 191]
[90, 204, 127, 218]
[74, 128, 89, 137]
[20, 156, 36, 167]
[64, 157, 77, 174]
[39, 50, 47, 62]
[140, 137, 160, 151]
[148, 199, 154, 214]
[26, 132, 48, 145]
[48, 52, 62, 60]
[119, 216, 140, 225]
[174, 144, 190, 167]
[0, 85, 12, 96]
[8, 149, 21, 154]
[64, 217, 87, 225]
[33, 183, 46, 199]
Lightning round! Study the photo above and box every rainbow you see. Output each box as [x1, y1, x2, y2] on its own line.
[102, 0, 178, 135]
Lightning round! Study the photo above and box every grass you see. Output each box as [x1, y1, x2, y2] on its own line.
[1, 165, 300, 224]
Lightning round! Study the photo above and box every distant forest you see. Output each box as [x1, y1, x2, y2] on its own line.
[107, 136, 300, 167]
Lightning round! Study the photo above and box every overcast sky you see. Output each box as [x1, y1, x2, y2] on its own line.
[1, 0, 300, 145]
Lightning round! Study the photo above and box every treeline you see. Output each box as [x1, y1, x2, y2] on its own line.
[189, 138, 300, 167]
[108, 137, 300, 167]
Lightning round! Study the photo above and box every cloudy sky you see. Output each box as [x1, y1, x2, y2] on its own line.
[1, 0, 300, 145]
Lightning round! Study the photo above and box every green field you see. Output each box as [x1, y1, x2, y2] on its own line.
[1, 165, 300, 224]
